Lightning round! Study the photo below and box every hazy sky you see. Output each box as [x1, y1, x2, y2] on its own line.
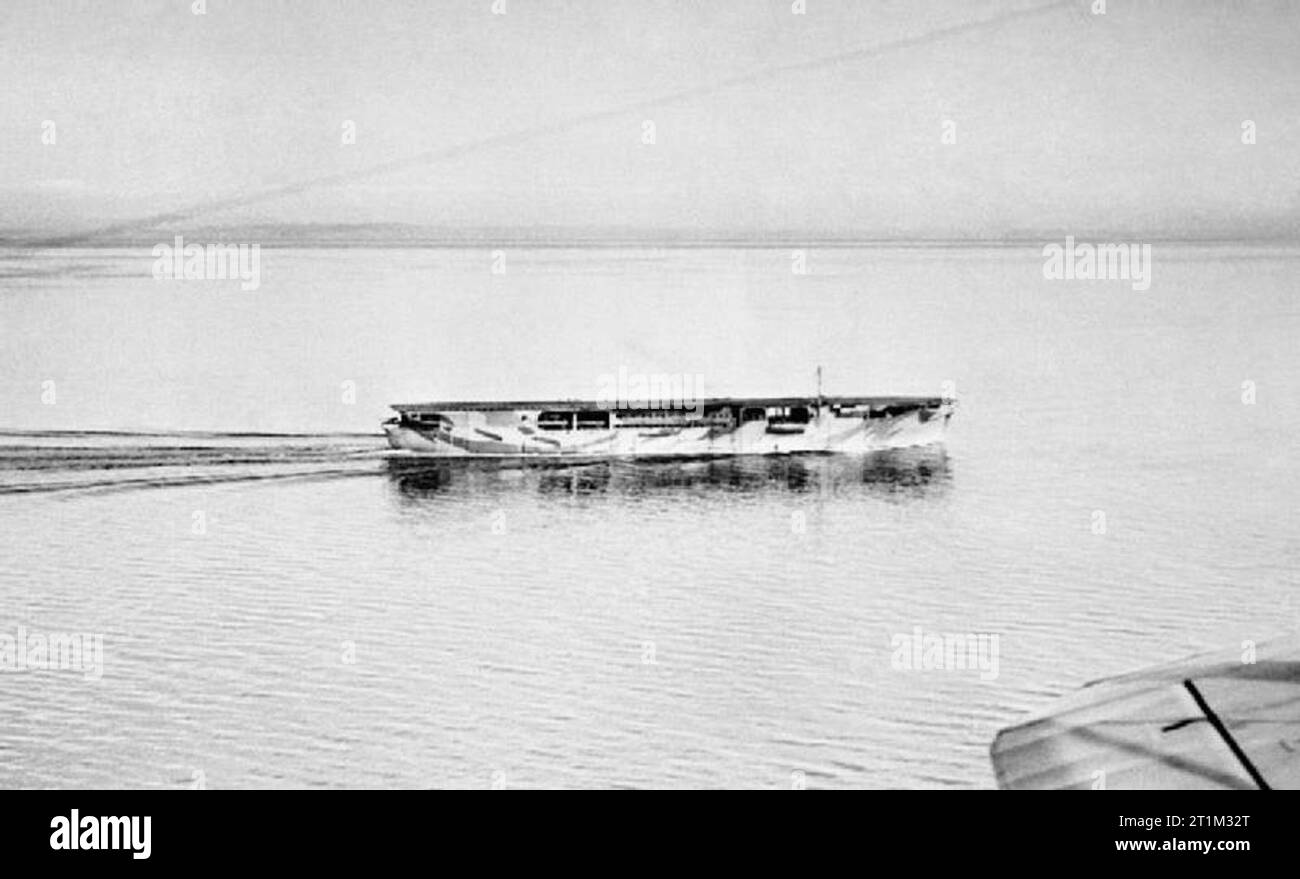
[2, 0, 1298, 239]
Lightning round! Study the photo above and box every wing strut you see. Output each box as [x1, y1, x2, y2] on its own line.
[1183, 679, 1271, 790]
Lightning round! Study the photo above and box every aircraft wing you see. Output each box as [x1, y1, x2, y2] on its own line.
[991, 639, 1300, 790]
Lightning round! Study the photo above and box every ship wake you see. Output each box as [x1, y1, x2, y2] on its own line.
[0, 432, 388, 497]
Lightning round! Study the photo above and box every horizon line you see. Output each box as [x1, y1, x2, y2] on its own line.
[4, 231, 1300, 250]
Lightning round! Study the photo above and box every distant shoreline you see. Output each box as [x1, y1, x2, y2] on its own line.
[5, 235, 1300, 250]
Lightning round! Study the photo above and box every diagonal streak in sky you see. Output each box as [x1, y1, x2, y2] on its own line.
[26, 0, 1073, 248]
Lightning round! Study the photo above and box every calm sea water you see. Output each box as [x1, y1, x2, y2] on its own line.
[1, 244, 1297, 788]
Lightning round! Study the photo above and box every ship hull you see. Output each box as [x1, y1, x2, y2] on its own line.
[383, 402, 953, 459]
